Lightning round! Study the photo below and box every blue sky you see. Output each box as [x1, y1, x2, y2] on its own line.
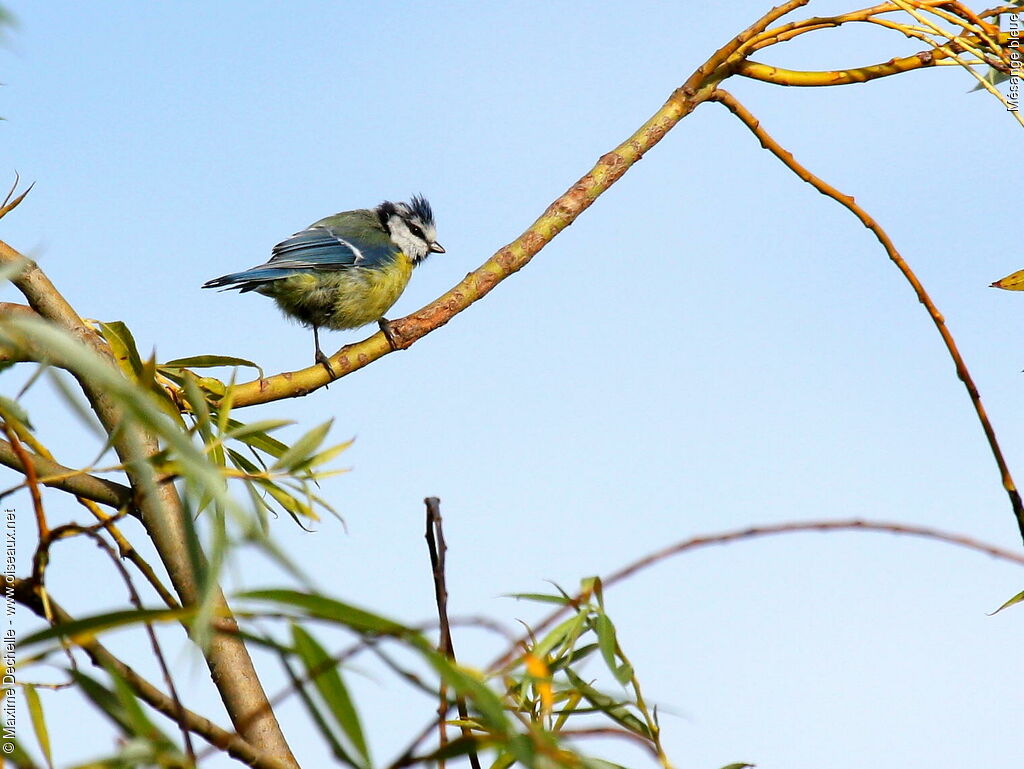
[3, 2, 1024, 768]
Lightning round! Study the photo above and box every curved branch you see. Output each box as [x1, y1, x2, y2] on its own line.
[709, 88, 1024, 541]
[738, 48, 946, 86]
[490, 518, 1024, 673]
[224, 0, 813, 408]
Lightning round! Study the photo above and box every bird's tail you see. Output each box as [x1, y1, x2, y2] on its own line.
[201, 268, 292, 292]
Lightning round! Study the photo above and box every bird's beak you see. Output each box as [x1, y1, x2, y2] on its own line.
[429, 242, 446, 254]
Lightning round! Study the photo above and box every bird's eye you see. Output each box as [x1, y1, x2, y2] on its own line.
[407, 222, 425, 240]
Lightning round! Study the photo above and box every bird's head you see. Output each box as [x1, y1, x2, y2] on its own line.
[377, 195, 445, 264]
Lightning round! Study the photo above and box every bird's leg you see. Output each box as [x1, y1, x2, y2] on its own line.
[378, 317, 399, 351]
[312, 326, 336, 378]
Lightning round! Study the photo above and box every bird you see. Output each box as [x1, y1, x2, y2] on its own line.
[202, 196, 444, 375]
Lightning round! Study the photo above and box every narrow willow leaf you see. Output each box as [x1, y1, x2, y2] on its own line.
[1, 735, 38, 769]
[425, 650, 510, 734]
[69, 670, 133, 735]
[990, 588, 1024, 614]
[549, 642, 600, 672]
[718, 764, 755, 769]
[98, 321, 143, 378]
[223, 419, 293, 442]
[991, 268, 1024, 290]
[23, 685, 52, 768]
[531, 612, 588, 661]
[240, 590, 409, 635]
[161, 354, 264, 377]
[227, 417, 290, 457]
[418, 734, 498, 764]
[593, 614, 631, 685]
[20, 607, 191, 650]
[271, 420, 333, 471]
[106, 665, 164, 742]
[563, 668, 650, 738]
[0, 395, 33, 430]
[227, 446, 261, 472]
[253, 477, 318, 521]
[505, 592, 573, 605]
[292, 625, 370, 767]
[301, 438, 354, 471]
[581, 759, 630, 769]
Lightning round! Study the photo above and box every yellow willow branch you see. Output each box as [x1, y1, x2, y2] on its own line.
[744, 0, 950, 52]
[738, 48, 947, 85]
[739, 29, 1015, 86]
[709, 88, 1024, 541]
[223, 0, 813, 408]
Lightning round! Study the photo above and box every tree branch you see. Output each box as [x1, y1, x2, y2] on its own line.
[0, 437, 134, 510]
[709, 88, 1024, 541]
[11, 579, 293, 769]
[0, 244, 299, 766]
[490, 518, 1024, 672]
[221, 0, 812, 407]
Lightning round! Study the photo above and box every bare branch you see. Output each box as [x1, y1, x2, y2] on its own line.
[490, 519, 1024, 672]
[0, 437, 133, 510]
[709, 88, 1024, 541]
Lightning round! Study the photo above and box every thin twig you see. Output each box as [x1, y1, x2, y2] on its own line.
[490, 518, 1024, 672]
[72, 527, 196, 764]
[709, 88, 1024, 542]
[1, 422, 47, 539]
[0, 172, 34, 220]
[425, 497, 481, 769]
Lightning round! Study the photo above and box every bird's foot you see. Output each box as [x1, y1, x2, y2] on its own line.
[378, 318, 400, 351]
[315, 350, 336, 380]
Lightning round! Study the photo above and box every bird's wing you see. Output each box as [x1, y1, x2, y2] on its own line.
[265, 224, 396, 270]
[201, 210, 397, 291]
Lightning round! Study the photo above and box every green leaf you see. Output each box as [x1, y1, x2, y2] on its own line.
[98, 321, 143, 378]
[505, 592, 573, 605]
[227, 417, 290, 458]
[549, 642, 600, 672]
[281, 654, 357, 766]
[563, 668, 650, 738]
[581, 759, 630, 769]
[20, 607, 191, 650]
[105, 664, 174, 747]
[240, 590, 408, 635]
[531, 612, 588, 661]
[161, 354, 264, 378]
[23, 685, 52, 768]
[303, 438, 354, 471]
[1, 735, 39, 769]
[418, 734, 495, 764]
[991, 588, 1024, 614]
[593, 613, 633, 685]
[0, 394, 33, 430]
[223, 419, 293, 443]
[252, 477, 317, 520]
[718, 764, 755, 769]
[291, 624, 370, 767]
[271, 419, 333, 471]
[426, 650, 511, 735]
[69, 670, 133, 735]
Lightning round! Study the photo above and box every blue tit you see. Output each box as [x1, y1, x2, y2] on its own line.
[203, 196, 444, 374]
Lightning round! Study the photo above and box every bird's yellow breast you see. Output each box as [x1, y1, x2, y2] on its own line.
[264, 253, 415, 330]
